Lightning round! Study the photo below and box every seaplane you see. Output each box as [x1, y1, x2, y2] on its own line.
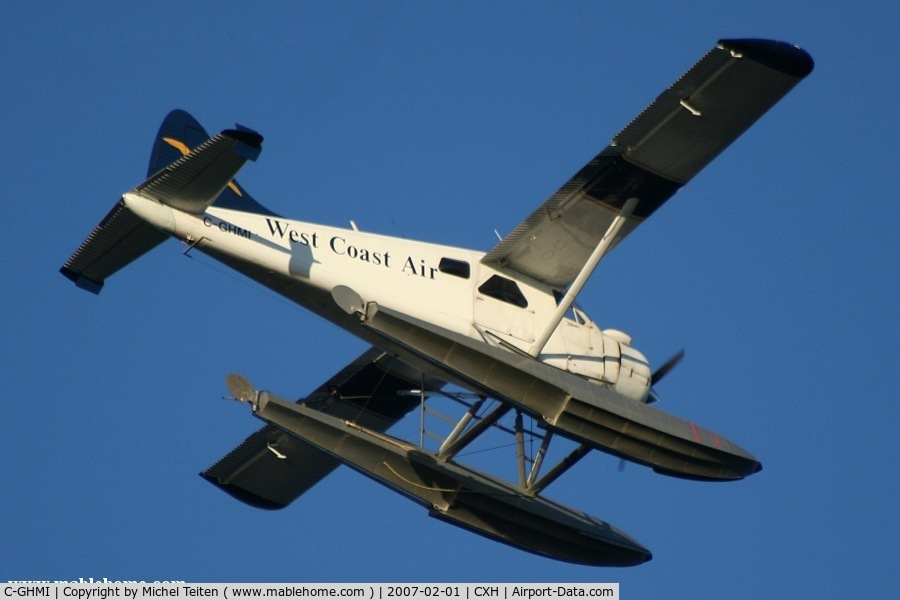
[61, 39, 813, 566]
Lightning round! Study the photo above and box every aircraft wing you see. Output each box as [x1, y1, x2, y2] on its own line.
[481, 39, 814, 288]
[201, 348, 441, 509]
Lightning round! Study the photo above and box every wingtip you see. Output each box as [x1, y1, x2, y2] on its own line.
[224, 128, 264, 148]
[718, 38, 815, 79]
[59, 266, 104, 294]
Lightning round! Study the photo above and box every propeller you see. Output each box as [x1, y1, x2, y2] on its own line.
[651, 349, 685, 386]
[645, 349, 685, 405]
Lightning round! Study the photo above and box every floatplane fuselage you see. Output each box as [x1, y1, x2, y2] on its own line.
[124, 193, 654, 403]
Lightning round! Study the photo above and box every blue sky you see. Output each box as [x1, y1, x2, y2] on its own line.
[2, 1, 897, 597]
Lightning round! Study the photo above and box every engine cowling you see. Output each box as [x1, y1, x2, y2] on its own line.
[550, 318, 652, 403]
[612, 340, 652, 403]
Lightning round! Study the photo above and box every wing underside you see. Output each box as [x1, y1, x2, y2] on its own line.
[202, 348, 441, 509]
[482, 39, 814, 288]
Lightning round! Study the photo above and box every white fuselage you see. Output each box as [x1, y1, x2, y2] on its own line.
[124, 193, 652, 402]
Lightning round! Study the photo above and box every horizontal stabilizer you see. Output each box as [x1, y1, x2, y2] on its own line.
[61, 112, 269, 293]
[134, 127, 262, 214]
[149, 110, 278, 216]
[59, 201, 169, 294]
[202, 349, 440, 509]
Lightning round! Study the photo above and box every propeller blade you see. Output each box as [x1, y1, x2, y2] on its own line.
[651, 349, 685, 385]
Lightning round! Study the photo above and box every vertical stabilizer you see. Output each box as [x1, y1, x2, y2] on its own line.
[149, 110, 278, 216]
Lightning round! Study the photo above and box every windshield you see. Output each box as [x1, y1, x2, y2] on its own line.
[570, 303, 594, 326]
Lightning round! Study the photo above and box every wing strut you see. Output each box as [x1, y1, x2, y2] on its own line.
[528, 197, 638, 356]
[509, 414, 591, 496]
[526, 443, 592, 496]
[437, 401, 511, 461]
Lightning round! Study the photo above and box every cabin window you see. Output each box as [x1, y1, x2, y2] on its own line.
[478, 275, 528, 308]
[439, 258, 470, 279]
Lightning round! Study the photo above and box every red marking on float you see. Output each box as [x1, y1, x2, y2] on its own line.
[689, 422, 701, 443]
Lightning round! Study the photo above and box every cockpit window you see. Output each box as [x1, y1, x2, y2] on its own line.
[439, 258, 470, 279]
[478, 275, 528, 308]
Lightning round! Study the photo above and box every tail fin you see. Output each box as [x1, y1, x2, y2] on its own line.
[148, 110, 277, 216]
[60, 110, 275, 294]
